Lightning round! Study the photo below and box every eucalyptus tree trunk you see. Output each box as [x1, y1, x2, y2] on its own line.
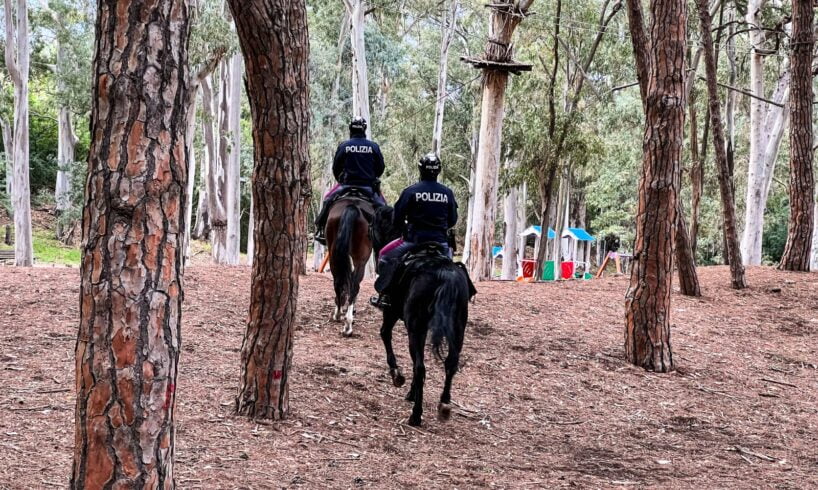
[688, 92, 702, 255]
[192, 144, 211, 240]
[229, 0, 311, 420]
[624, 0, 687, 373]
[55, 43, 77, 240]
[202, 75, 229, 263]
[742, 0, 791, 265]
[1, 117, 11, 198]
[4, 0, 33, 266]
[811, 202, 818, 270]
[225, 53, 243, 264]
[431, 0, 459, 155]
[466, 0, 535, 281]
[343, 0, 371, 135]
[72, 0, 190, 486]
[183, 90, 199, 264]
[696, 0, 747, 288]
[779, 0, 814, 272]
[500, 160, 519, 280]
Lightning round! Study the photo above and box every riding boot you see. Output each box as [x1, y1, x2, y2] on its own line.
[314, 200, 331, 245]
[370, 259, 397, 309]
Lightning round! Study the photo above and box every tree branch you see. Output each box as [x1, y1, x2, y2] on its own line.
[696, 76, 785, 107]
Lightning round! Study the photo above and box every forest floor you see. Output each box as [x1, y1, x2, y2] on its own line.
[1, 265, 816, 489]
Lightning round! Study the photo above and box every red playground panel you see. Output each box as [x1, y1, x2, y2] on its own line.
[561, 261, 575, 280]
[521, 259, 536, 278]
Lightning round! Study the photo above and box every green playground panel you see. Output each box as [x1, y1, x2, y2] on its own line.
[542, 261, 556, 281]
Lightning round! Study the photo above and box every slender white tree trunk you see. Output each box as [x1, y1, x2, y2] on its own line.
[55, 42, 76, 222]
[183, 88, 199, 264]
[501, 184, 519, 280]
[461, 116, 479, 264]
[811, 200, 818, 270]
[345, 0, 371, 135]
[247, 189, 255, 266]
[431, 0, 459, 155]
[516, 181, 527, 260]
[5, 0, 33, 266]
[202, 75, 229, 263]
[1, 116, 13, 198]
[741, 0, 790, 265]
[225, 53, 242, 264]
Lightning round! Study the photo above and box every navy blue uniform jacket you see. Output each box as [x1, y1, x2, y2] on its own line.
[333, 137, 385, 186]
[394, 180, 458, 243]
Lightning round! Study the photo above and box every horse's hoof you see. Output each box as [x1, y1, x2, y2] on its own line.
[392, 372, 405, 388]
[342, 329, 354, 338]
[408, 415, 422, 427]
[437, 403, 452, 422]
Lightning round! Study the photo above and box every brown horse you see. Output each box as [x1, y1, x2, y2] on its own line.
[325, 197, 375, 336]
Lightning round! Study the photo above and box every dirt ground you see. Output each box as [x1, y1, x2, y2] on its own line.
[1, 265, 816, 489]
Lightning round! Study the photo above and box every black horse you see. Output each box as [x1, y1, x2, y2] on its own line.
[379, 244, 476, 426]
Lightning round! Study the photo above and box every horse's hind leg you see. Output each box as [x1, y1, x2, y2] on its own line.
[407, 331, 426, 426]
[437, 316, 466, 421]
[380, 311, 405, 387]
[342, 260, 367, 337]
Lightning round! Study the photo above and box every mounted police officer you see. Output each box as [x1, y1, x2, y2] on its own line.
[314, 116, 386, 244]
[370, 153, 458, 309]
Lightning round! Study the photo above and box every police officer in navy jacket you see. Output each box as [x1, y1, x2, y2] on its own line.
[371, 153, 458, 309]
[315, 117, 386, 244]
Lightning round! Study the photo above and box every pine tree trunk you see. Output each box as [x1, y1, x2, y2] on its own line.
[675, 201, 701, 296]
[5, 0, 33, 266]
[779, 0, 814, 272]
[431, 0, 458, 154]
[624, 0, 687, 373]
[696, 0, 747, 288]
[72, 1, 190, 486]
[247, 190, 255, 266]
[229, 0, 311, 420]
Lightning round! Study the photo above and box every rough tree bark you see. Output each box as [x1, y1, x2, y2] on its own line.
[343, 0, 372, 135]
[71, 1, 190, 487]
[229, 0, 311, 420]
[688, 91, 702, 255]
[779, 0, 814, 271]
[696, 0, 747, 288]
[4, 0, 33, 266]
[627, 0, 699, 297]
[466, 0, 535, 281]
[624, 0, 687, 372]
[742, 0, 791, 265]
[431, 0, 459, 155]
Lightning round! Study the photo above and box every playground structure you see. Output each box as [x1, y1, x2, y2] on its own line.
[493, 225, 598, 281]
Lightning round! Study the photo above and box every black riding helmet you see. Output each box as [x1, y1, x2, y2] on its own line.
[349, 116, 367, 136]
[418, 153, 442, 179]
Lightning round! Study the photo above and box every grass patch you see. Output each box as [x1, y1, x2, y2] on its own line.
[32, 230, 81, 266]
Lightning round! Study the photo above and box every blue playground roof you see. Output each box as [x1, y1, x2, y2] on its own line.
[520, 225, 557, 240]
[563, 228, 595, 241]
[492, 246, 503, 258]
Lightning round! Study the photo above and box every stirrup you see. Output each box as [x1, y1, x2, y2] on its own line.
[369, 294, 391, 310]
[314, 229, 326, 245]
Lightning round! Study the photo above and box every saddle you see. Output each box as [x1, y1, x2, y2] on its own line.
[330, 186, 377, 221]
[393, 242, 477, 300]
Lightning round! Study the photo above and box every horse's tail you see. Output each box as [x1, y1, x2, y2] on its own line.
[331, 204, 360, 295]
[429, 267, 464, 362]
